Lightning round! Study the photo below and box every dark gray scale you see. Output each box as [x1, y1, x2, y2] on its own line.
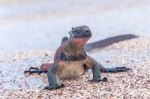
[60, 50, 87, 61]
[61, 36, 68, 43]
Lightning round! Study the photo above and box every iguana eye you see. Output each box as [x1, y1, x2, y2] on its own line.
[85, 30, 89, 33]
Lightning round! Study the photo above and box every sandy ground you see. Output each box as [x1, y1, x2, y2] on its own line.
[0, 38, 150, 99]
[0, 0, 150, 99]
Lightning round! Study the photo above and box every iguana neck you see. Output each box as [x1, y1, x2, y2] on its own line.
[69, 39, 85, 50]
[61, 39, 86, 61]
[64, 39, 85, 56]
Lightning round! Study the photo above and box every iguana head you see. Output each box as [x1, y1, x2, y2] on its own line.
[69, 25, 92, 38]
[69, 25, 92, 46]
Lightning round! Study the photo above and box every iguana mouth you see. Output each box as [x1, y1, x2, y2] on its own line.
[73, 33, 92, 38]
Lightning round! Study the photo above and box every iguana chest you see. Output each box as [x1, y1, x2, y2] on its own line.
[57, 60, 86, 79]
[56, 43, 87, 79]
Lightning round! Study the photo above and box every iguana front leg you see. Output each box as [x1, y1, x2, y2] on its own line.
[91, 61, 108, 82]
[85, 56, 108, 82]
[45, 64, 64, 90]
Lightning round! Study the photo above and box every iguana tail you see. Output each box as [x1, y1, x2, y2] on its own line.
[85, 34, 138, 52]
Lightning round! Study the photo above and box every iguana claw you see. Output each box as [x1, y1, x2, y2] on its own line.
[89, 77, 108, 82]
[24, 67, 47, 74]
[44, 84, 65, 90]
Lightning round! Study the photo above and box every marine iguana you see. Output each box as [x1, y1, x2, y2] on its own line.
[25, 25, 136, 90]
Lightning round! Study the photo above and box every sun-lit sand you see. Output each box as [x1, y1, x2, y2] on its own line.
[0, 38, 150, 99]
[0, 0, 150, 99]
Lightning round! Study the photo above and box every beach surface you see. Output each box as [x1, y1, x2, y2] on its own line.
[0, 0, 150, 99]
[0, 38, 150, 99]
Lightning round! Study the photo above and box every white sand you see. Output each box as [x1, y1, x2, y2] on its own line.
[0, 38, 150, 99]
[0, 0, 150, 99]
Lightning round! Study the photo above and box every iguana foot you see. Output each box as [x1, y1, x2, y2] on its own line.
[105, 67, 131, 73]
[44, 84, 65, 90]
[89, 77, 108, 82]
[24, 67, 47, 74]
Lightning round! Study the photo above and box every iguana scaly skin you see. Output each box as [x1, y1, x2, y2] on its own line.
[25, 25, 133, 90]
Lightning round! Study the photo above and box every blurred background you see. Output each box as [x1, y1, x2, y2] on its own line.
[0, 0, 150, 54]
